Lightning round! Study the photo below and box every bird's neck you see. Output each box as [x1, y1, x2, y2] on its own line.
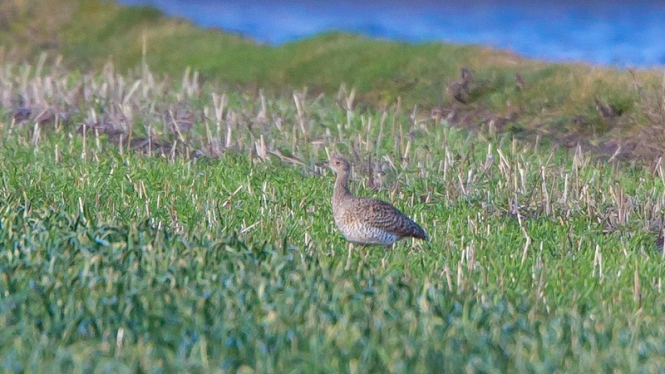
[333, 170, 352, 201]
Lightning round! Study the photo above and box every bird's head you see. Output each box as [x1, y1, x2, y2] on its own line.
[326, 154, 351, 174]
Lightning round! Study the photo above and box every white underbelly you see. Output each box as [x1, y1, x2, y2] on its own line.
[342, 226, 399, 246]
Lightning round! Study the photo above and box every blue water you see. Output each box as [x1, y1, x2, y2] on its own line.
[117, 0, 665, 67]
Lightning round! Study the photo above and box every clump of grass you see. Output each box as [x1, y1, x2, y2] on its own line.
[2, 57, 665, 372]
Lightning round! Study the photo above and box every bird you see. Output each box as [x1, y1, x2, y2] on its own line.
[515, 73, 526, 91]
[326, 155, 427, 248]
[447, 66, 473, 104]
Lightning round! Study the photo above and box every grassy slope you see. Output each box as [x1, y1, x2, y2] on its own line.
[2, 0, 665, 160]
[1, 50, 665, 371]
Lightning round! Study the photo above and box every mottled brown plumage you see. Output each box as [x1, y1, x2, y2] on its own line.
[327, 155, 427, 247]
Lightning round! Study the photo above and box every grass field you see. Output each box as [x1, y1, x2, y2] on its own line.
[2, 56, 665, 373]
[5, 0, 665, 160]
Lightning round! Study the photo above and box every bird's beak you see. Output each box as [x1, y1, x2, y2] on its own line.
[322, 161, 330, 168]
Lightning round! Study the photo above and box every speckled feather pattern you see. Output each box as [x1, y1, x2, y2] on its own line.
[327, 155, 427, 246]
[333, 197, 427, 245]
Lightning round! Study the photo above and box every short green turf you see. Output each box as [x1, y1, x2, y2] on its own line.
[1, 58, 665, 373]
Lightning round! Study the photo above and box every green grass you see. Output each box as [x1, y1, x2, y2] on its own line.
[4, 0, 665, 159]
[2, 56, 665, 372]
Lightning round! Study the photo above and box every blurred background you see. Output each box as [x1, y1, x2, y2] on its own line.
[117, 0, 665, 67]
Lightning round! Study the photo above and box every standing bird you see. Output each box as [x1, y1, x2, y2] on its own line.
[326, 155, 427, 248]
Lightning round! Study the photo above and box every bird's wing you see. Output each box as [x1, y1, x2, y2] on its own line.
[347, 198, 426, 239]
